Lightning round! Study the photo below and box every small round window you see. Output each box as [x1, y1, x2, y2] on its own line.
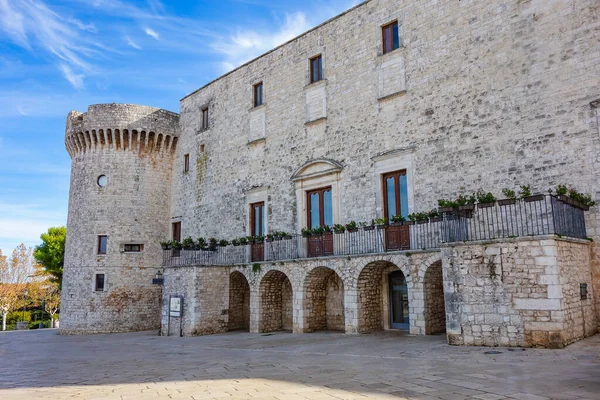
[97, 175, 107, 187]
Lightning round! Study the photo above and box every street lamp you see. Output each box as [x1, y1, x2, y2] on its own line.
[152, 270, 164, 285]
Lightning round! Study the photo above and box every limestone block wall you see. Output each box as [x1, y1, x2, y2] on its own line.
[61, 104, 178, 334]
[169, 0, 600, 326]
[442, 236, 597, 348]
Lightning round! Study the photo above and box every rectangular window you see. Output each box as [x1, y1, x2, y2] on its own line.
[253, 82, 263, 107]
[310, 55, 323, 83]
[307, 187, 332, 228]
[382, 21, 399, 54]
[250, 202, 265, 236]
[383, 170, 408, 219]
[95, 274, 105, 291]
[201, 107, 209, 130]
[123, 244, 144, 252]
[97, 235, 107, 255]
[184, 154, 190, 173]
[172, 222, 181, 242]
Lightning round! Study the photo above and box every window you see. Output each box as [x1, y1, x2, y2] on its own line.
[201, 107, 209, 130]
[307, 187, 332, 228]
[382, 170, 408, 220]
[382, 21, 399, 54]
[184, 154, 190, 173]
[310, 55, 323, 84]
[172, 222, 181, 242]
[123, 244, 144, 252]
[253, 82, 263, 107]
[199, 144, 205, 152]
[97, 235, 107, 255]
[95, 274, 105, 291]
[249, 202, 265, 236]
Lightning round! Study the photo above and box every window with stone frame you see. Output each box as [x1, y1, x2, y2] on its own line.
[184, 154, 190, 173]
[201, 107, 209, 130]
[310, 54, 323, 84]
[97, 235, 107, 255]
[253, 82, 264, 107]
[95, 273, 105, 291]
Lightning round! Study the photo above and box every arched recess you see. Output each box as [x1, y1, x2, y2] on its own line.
[357, 260, 410, 333]
[423, 261, 446, 335]
[259, 270, 293, 333]
[228, 271, 250, 331]
[303, 267, 345, 332]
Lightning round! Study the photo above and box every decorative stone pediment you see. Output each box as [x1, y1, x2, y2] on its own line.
[291, 159, 343, 182]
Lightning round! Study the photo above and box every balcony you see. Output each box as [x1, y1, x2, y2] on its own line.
[162, 195, 588, 267]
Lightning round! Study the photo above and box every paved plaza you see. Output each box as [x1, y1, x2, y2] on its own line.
[0, 329, 599, 400]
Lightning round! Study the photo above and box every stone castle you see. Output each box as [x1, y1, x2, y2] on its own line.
[61, 0, 600, 348]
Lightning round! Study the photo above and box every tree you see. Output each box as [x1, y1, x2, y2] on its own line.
[0, 244, 35, 330]
[34, 226, 66, 287]
[42, 284, 61, 328]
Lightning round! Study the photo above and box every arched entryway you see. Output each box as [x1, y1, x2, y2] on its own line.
[357, 261, 409, 333]
[423, 261, 446, 334]
[259, 270, 293, 333]
[303, 267, 345, 332]
[228, 271, 250, 331]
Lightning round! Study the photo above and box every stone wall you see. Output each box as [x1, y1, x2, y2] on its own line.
[61, 104, 178, 334]
[228, 271, 250, 331]
[423, 261, 446, 335]
[169, 0, 600, 327]
[442, 236, 597, 348]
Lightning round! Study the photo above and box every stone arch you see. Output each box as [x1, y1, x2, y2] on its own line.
[423, 260, 446, 335]
[291, 158, 343, 181]
[356, 260, 411, 333]
[303, 267, 345, 332]
[228, 271, 250, 331]
[259, 270, 293, 333]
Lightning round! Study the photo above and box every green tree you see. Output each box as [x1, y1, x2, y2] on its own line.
[34, 227, 66, 287]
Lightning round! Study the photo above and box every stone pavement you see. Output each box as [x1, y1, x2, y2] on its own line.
[0, 329, 599, 400]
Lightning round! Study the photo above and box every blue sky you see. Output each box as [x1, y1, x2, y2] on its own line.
[0, 0, 360, 257]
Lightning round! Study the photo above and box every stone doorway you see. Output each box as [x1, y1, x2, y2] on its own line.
[303, 267, 345, 332]
[228, 272, 250, 331]
[423, 261, 446, 335]
[259, 270, 293, 333]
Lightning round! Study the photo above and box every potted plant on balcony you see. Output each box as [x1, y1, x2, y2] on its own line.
[301, 227, 312, 238]
[438, 199, 458, 213]
[171, 240, 182, 250]
[311, 226, 325, 236]
[239, 237, 248, 246]
[160, 240, 172, 250]
[196, 237, 207, 250]
[207, 237, 218, 251]
[246, 235, 256, 244]
[231, 239, 241, 246]
[476, 190, 496, 208]
[428, 209, 442, 222]
[415, 212, 429, 224]
[520, 185, 544, 202]
[457, 194, 476, 211]
[265, 233, 274, 242]
[374, 218, 388, 229]
[498, 188, 517, 206]
[281, 232, 293, 240]
[390, 215, 406, 226]
[323, 225, 332, 234]
[182, 237, 195, 250]
[567, 188, 596, 210]
[363, 221, 375, 231]
[406, 214, 417, 225]
[218, 239, 229, 247]
[345, 221, 358, 233]
[333, 224, 346, 234]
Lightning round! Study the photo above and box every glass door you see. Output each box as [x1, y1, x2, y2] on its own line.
[383, 170, 410, 250]
[389, 270, 409, 329]
[250, 202, 265, 261]
[307, 187, 333, 257]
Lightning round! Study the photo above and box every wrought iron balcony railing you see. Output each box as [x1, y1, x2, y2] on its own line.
[162, 195, 588, 267]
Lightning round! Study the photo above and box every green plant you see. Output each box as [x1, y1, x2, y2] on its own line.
[519, 185, 531, 198]
[428, 209, 439, 218]
[456, 194, 476, 206]
[182, 237, 195, 248]
[373, 217, 387, 226]
[568, 189, 596, 207]
[252, 263, 261, 274]
[416, 212, 429, 221]
[197, 237, 207, 248]
[170, 240, 181, 249]
[476, 190, 496, 203]
[160, 240, 171, 248]
[255, 235, 265, 242]
[266, 233, 274, 241]
[391, 214, 406, 223]
[345, 221, 358, 231]
[333, 223, 346, 233]
[301, 227, 312, 238]
[502, 188, 516, 199]
[555, 184, 568, 196]
[438, 199, 458, 209]
[311, 226, 325, 235]
[239, 237, 248, 245]
[323, 225, 332, 233]
[218, 239, 229, 247]
[231, 239, 240, 246]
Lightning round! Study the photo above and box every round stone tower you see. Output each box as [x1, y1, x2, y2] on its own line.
[60, 103, 179, 334]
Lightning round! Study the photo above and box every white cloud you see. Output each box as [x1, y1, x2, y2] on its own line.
[59, 64, 85, 90]
[213, 12, 311, 72]
[144, 27, 159, 40]
[125, 35, 141, 50]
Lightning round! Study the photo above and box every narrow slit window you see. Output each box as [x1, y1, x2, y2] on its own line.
[382, 21, 399, 54]
[95, 274, 105, 291]
[253, 82, 263, 107]
[97, 235, 107, 255]
[310, 55, 323, 83]
[123, 244, 144, 252]
[184, 154, 190, 173]
[201, 107, 209, 130]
